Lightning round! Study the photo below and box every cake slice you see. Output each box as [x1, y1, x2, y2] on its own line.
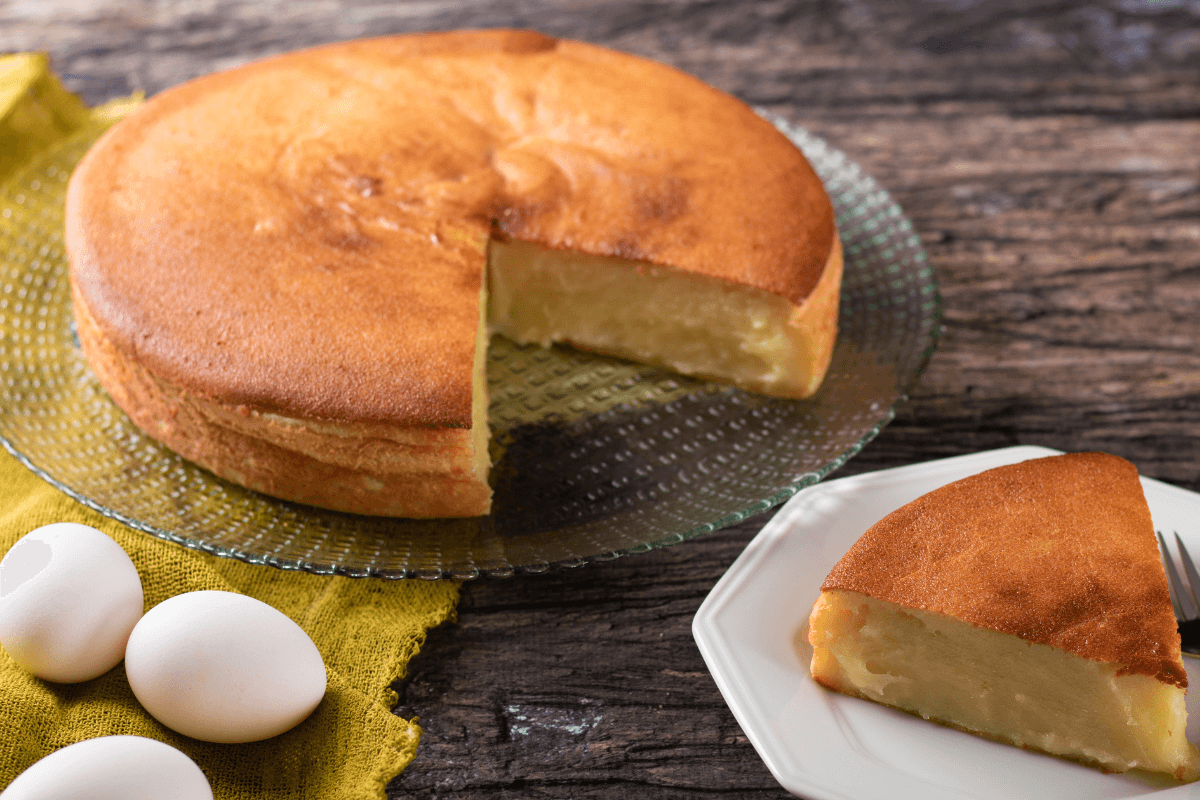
[808, 452, 1200, 780]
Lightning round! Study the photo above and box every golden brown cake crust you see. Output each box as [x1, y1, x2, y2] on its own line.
[821, 452, 1187, 688]
[71, 278, 491, 516]
[65, 29, 837, 429]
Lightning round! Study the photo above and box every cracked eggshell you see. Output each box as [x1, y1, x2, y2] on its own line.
[0, 522, 144, 683]
[0, 736, 212, 800]
[125, 590, 327, 743]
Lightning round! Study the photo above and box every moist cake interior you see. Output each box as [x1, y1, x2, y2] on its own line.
[488, 238, 841, 400]
[474, 234, 840, 478]
[810, 589, 1200, 779]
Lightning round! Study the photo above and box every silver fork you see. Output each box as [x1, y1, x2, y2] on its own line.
[1158, 530, 1200, 657]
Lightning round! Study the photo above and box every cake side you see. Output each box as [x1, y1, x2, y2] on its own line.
[72, 278, 492, 517]
[808, 589, 1200, 780]
[820, 452, 1186, 688]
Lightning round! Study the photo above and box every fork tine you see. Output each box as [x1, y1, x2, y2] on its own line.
[1173, 532, 1200, 621]
[1158, 530, 1191, 621]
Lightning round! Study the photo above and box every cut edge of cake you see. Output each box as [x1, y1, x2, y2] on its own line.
[487, 235, 842, 401]
[809, 589, 1200, 780]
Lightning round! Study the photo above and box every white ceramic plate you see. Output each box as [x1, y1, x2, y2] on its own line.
[693, 445, 1200, 800]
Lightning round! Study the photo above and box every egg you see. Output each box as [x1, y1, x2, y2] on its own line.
[125, 590, 327, 742]
[0, 735, 212, 800]
[0, 522, 144, 682]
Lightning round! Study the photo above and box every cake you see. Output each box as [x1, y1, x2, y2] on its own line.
[65, 30, 842, 518]
[808, 452, 1200, 780]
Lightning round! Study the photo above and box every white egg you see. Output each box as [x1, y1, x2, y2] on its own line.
[0, 522, 144, 683]
[125, 590, 327, 743]
[0, 735, 212, 800]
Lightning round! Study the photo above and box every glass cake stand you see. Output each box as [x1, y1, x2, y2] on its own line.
[0, 114, 941, 579]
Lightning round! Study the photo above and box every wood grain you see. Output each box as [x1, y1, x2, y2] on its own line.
[5, 1, 1200, 797]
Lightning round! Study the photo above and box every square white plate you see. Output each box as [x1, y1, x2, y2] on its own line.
[693, 445, 1200, 800]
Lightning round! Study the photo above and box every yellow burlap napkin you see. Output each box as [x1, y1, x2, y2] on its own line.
[0, 54, 460, 798]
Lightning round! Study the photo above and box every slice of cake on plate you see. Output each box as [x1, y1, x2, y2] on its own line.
[808, 451, 1200, 780]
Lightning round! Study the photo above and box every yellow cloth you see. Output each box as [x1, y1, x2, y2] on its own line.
[0, 54, 460, 798]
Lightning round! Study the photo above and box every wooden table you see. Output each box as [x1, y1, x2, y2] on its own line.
[6, 1, 1200, 796]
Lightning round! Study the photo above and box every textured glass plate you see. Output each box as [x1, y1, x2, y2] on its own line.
[693, 446, 1199, 799]
[0, 115, 941, 579]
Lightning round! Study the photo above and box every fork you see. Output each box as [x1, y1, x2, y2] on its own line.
[1158, 530, 1200, 657]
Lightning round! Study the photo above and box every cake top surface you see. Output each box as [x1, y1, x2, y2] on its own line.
[821, 452, 1187, 688]
[66, 29, 836, 426]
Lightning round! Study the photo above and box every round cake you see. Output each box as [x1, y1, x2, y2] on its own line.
[66, 30, 842, 518]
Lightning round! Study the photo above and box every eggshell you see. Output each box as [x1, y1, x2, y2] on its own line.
[0, 522, 144, 682]
[125, 590, 327, 743]
[0, 735, 212, 800]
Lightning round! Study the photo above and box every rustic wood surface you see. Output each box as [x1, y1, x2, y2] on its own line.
[5, 0, 1200, 797]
